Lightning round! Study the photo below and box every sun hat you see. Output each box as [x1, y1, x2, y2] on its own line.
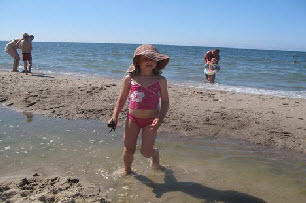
[127, 44, 170, 73]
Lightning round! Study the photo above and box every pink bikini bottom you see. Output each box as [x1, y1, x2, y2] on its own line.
[127, 113, 155, 128]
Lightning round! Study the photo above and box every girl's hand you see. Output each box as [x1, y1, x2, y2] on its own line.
[149, 118, 162, 131]
[108, 117, 117, 129]
[108, 117, 117, 124]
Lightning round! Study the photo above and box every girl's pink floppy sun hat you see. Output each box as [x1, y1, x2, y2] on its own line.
[127, 44, 170, 73]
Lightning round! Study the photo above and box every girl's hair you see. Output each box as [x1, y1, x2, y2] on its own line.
[130, 61, 163, 76]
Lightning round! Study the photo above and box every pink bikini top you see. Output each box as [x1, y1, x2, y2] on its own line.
[129, 78, 161, 110]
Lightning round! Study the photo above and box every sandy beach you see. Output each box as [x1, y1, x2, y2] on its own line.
[1, 70, 306, 202]
[0, 71, 305, 153]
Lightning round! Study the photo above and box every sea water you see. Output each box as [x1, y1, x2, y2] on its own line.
[1, 41, 305, 98]
[0, 107, 305, 203]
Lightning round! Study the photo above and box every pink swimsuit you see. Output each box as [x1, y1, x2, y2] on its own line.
[129, 78, 160, 109]
[128, 78, 161, 128]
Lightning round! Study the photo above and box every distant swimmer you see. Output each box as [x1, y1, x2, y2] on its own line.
[293, 61, 297, 64]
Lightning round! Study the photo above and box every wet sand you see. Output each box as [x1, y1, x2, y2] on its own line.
[1, 71, 305, 153]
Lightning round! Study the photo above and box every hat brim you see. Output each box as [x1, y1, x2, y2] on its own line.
[127, 52, 170, 73]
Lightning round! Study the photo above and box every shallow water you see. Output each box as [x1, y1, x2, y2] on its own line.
[0, 107, 305, 203]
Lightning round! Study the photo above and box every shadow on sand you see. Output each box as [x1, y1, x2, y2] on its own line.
[133, 166, 266, 203]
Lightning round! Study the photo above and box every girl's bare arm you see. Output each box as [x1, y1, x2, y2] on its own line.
[150, 76, 169, 131]
[158, 76, 169, 122]
[110, 75, 131, 123]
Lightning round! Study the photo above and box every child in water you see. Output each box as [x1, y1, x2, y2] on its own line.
[108, 44, 170, 175]
[204, 58, 220, 83]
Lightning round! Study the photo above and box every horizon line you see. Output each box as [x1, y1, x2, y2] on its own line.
[1, 40, 305, 53]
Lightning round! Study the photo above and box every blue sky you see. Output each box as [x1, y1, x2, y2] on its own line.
[1, 0, 305, 51]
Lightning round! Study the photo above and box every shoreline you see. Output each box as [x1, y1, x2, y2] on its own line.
[0, 70, 305, 153]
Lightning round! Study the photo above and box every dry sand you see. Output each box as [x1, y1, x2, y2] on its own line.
[0, 70, 305, 202]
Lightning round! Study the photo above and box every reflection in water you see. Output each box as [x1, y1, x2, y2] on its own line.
[23, 111, 34, 123]
[134, 166, 266, 203]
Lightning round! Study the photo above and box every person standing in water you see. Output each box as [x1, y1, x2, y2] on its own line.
[204, 49, 220, 81]
[108, 44, 170, 175]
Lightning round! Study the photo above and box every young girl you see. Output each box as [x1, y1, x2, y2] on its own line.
[108, 44, 170, 175]
[204, 58, 221, 83]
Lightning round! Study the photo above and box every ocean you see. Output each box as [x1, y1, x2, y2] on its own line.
[1, 41, 305, 98]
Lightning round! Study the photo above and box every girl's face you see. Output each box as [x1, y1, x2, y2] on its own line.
[138, 55, 157, 72]
[211, 59, 217, 64]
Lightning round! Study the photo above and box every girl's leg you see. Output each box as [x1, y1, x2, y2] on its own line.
[207, 75, 211, 82]
[141, 126, 160, 168]
[212, 74, 216, 83]
[123, 118, 140, 175]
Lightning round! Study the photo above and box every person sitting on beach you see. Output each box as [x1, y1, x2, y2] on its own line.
[4, 36, 23, 72]
[204, 49, 220, 64]
[17, 33, 34, 74]
[204, 58, 220, 83]
[108, 44, 170, 175]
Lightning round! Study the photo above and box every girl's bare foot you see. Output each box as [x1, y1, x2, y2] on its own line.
[122, 168, 132, 176]
[151, 149, 160, 168]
